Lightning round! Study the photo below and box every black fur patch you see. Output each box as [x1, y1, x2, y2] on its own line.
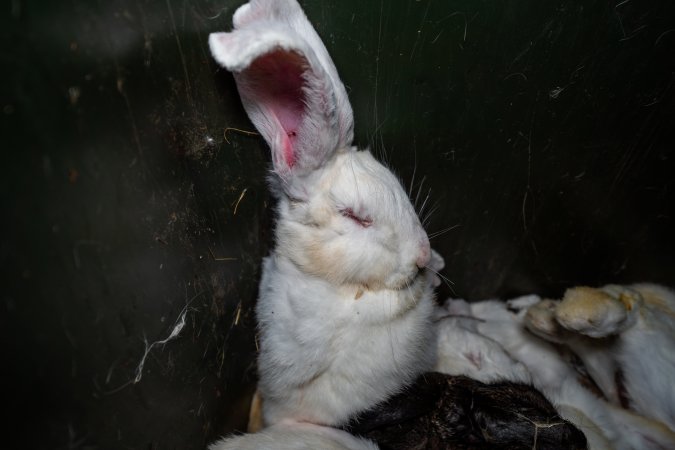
[345, 372, 588, 450]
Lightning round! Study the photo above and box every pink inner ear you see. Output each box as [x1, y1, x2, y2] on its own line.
[244, 50, 307, 168]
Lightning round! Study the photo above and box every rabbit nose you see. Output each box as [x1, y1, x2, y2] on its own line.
[416, 238, 431, 269]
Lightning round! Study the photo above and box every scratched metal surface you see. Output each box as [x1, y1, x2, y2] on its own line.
[2, 0, 674, 448]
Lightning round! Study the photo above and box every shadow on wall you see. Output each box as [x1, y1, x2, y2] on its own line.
[1, 0, 673, 448]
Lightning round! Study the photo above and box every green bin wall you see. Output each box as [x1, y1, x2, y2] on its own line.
[3, 0, 674, 448]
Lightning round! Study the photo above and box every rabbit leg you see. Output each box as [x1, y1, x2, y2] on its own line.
[506, 294, 543, 311]
[525, 298, 624, 405]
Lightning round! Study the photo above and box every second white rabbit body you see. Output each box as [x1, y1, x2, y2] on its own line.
[209, 0, 440, 428]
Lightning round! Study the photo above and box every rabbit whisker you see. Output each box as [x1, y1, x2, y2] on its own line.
[388, 280, 406, 372]
[426, 267, 457, 295]
[428, 223, 461, 239]
[422, 202, 440, 227]
[418, 187, 432, 217]
[414, 176, 427, 209]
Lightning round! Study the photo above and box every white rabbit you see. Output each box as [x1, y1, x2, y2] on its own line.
[209, 0, 441, 431]
[439, 291, 675, 450]
[208, 423, 378, 450]
[434, 298, 532, 383]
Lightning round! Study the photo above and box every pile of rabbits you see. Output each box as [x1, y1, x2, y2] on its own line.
[435, 284, 675, 449]
[206, 0, 675, 448]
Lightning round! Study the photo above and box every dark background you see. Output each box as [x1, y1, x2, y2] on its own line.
[2, 0, 674, 448]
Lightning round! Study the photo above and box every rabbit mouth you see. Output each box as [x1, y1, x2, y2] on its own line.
[389, 267, 425, 291]
[359, 267, 426, 293]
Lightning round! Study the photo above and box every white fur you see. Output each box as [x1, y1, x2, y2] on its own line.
[208, 0, 438, 429]
[257, 254, 436, 425]
[208, 423, 378, 450]
[435, 299, 531, 383]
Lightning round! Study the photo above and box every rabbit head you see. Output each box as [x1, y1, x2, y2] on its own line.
[209, 0, 431, 291]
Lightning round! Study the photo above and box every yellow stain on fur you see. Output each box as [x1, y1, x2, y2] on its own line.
[305, 241, 346, 283]
[247, 389, 264, 432]
[619, 293, 634, 311]
[559, 287, 615, 317]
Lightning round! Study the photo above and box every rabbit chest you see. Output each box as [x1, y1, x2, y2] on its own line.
[255, 254, 437, 426]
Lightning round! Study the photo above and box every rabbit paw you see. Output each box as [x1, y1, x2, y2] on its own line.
[524, 299, 570, 344]
[505, 295, 542, 313]
[554, 286, 640, 338]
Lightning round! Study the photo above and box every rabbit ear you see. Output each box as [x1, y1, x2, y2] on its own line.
[209, 0, 354, 183]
